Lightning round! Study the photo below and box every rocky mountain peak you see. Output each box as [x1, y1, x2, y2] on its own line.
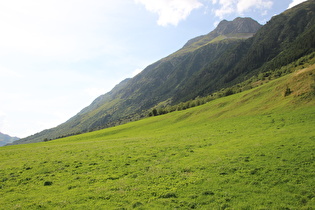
[183, 17, 262, 50]
[214, 17, 262, 35]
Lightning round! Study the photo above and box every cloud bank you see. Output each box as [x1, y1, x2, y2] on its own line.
[211, 0, 273, 19]
[134, 0, 203, 26]
[135, 0, 277, 26]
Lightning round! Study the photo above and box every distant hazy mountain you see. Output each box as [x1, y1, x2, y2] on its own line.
[13, 0, 315, 145]
[0, 132, 19, 146]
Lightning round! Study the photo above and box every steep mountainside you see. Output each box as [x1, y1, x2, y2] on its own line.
[13, 0, 315, 145]
[174, 0, 315, 100]
[0, 132, 19, 146]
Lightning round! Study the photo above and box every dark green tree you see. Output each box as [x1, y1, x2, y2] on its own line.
[152, 108, 158, 116]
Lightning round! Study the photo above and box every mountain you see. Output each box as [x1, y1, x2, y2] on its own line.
[0, 132, 19, 146]
[182, 17, 262, 52]
[175, 0, 315, 100]
[13, 17, 261, 144]
[12, 0, 315, 145]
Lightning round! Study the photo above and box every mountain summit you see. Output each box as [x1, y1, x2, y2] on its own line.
[216, 17, 262, 34]
[12, 0, 315, 145]
[183, 17, 262, 50]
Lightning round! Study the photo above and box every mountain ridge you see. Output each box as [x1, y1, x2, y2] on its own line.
[0, 132, 19, 146]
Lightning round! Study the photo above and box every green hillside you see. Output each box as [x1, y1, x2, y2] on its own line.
[14, 0, 315, 145]
[1, 65, 314, 209]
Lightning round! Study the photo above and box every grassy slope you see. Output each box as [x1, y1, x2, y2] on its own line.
[0, 66, 315, 209]
[169, 33, 251, 58]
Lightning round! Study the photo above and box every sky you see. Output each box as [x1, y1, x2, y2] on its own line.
[0, 0, 308, 138]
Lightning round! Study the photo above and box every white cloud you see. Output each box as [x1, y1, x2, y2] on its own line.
[237, 0, 273, 14]
[213, 0, 235, 18]
[288, 0, 307, 9]
[134, 0, 203, 26]
[211, 0, 273, 19]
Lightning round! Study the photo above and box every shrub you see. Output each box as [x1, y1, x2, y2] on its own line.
[132, 202, 143, 208]
[284, 87, 292, 96]
[43, 181, 53, 186]
[224, 88, 234, 96]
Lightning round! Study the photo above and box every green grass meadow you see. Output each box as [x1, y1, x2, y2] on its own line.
[1, 67, 315, 209]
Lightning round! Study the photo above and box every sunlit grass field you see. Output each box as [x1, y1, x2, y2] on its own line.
[1, 66, 315, 209]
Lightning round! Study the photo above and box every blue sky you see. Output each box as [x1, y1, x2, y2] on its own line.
[0, 0, 307, 138]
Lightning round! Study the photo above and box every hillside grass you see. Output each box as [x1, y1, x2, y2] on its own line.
[170, 34, 246, 58]
[0, 66, 315, 209]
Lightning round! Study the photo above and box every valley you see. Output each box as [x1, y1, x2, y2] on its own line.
[1, 1, 315, 209]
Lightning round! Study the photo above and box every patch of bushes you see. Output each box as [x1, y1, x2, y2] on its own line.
[43, 181, 53, 186]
